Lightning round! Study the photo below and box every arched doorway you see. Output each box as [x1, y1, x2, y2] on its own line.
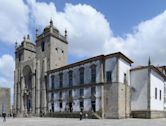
[23, 65, 32, 114]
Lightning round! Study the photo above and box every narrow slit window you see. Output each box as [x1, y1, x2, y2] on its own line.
[155, 88, 157, 99]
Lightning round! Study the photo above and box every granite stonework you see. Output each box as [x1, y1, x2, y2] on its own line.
[0, 88, 11, 114]
[14, 20, 166, 119]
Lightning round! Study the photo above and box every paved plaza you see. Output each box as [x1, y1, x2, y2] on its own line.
[1, 117, 166, 126]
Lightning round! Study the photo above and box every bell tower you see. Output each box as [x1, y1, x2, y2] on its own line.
[14, 35, 36, 115]
[35, 19, 68, 114]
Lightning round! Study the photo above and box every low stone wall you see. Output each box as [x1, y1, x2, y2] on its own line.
[131, 111, 166, 118]
[45, 112, 101, 119]
[151, 111, 166, 118]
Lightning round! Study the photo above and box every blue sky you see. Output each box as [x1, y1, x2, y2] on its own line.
[1, 0, 166, 103]
[39, 0, 166, 36]
[1, 0, 166, 58]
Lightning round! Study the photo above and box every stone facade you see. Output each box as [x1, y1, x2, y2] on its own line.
[14, 20, 166, 119]
[0, 88, 10, 114]
[14, 22, 133, 118]
[47, 53, 133, 119]
[14, 20, 68, 116]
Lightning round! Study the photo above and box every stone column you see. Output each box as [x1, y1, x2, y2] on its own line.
[32, 73, 36, 114]
[36, 60, 40, 115]
[100, 58, 105, 118]
[14, 70, 16, 112]
[42, 75, 47, 113]
[20, 77, 24, 114]
[17, 82, 21, 114]
[24, 95, 27, 114]
[41, 59, 47, 113]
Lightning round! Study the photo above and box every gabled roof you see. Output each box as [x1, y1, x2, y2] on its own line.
[105, 52, 133, 64]
[131, 65, 166, 80]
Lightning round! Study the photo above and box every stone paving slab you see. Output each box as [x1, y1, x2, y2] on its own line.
[1, 117, 166, 126]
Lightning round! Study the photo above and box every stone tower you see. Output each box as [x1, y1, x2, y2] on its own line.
[35, 19, 68, 114]
[14, 35, 36, 115]
[14, 20, 68, 116]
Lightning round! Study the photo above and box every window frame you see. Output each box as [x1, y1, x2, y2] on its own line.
[59, 73, 63, 88]
[69, 90, 72, 97]
[68, 70, 73, 87]
[106, 71, 112, 82]
[41, 41, 45, 52]
[79, 67, 84, 84]
[160, 90, 162, 100]
[91, 87, 96, 96]
[80, 88, 84, 97]
[91, 64, 96, 83]
[155, 88, 157, 99]
[51, 75, 55, 90]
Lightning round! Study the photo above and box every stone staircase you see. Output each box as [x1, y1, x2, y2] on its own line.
[91, 112, 102, 119]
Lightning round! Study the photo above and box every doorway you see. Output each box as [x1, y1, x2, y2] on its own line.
[69, 102, 73, 112]
[91, 100, 96, 112]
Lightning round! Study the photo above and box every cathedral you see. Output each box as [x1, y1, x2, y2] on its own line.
[14, 20, 166, 119]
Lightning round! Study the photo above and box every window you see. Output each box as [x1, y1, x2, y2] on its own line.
[124, 73, 127, 84]
[91, 87, 96, 96]
[106, 71, 112, 82]
[18, 54, 21, 62]
[80, 88, 84, 97]
[91, 100, 96, 112]
[51, 75, 55, 90]
[155, 88, 157, 99]
[68, 71, 73, 87]
[59, 92, 63, 109]
[80, 101, 84, 110]
[59, 92, 62, 99]
[69, 90, 72, 97]
[59, 73, 63, 88]
[91, 64, 96, 83]
[41, 41, 45, 52]
[59, 102, 63, 109]
[160, 90, 162, 100]
[51, 93, 54, 101]
[79, 67, 84, 84]
[51, 103, 54, 112]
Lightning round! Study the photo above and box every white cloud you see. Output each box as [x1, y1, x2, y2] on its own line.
[105, 10, 166, 65]
[26, 0, 166, 65]
[26, 0, 112, 57]
[0, 54, 15, 79]
[0, 0, 30, 44]
[1, 0, 166, 65]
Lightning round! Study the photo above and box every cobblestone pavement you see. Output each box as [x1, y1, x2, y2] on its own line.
[1, 117, 166, 126]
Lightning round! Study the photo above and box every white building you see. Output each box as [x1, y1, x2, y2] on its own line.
[131, 65, 166, 118]
[47, 52, 133, 119]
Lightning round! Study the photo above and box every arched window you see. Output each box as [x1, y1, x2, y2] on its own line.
[59, 73, 63, 88]
[51, 75, 55, 90]
[41, 41, 45, 52]
[79, 67, 84, 84]
[80, 88, 84, 97]
[91, 64, 96, 83]
[68, 70, 73, 87]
